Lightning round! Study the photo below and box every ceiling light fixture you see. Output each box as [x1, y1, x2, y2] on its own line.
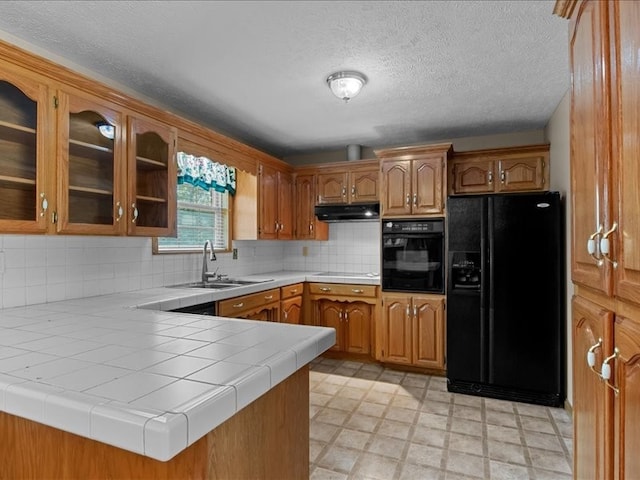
[96, 121, 115, 140]
[326, 71, 367, 103]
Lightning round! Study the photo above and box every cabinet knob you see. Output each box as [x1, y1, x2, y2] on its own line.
[351, 289, 364, 294]
[290, 289, 298, 294]
[406, 305, 410, 319]
[413, 193, 417, 206]
[309, 222, 313, 232]
[500, 170, 506, 183]
[601, 347, 620, 395]
[413, 305, 417, 317]
[232, 302, 244, 308]
[264, 295, 274, 300]
[115, 202, 123, 222]
[406, 194, 410, 206]
[40, 193, 48, 217]
[351, 185, 356, 197]
[342, 186, 346, 197]
[131, 203, 139, 223]
[320, 287, 331, 292]
[587, 225, 604, 265]
[488, 171, 493, 184]
[600, 222, 618, 268]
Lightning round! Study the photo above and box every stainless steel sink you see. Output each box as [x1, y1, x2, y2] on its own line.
[168, 279, 273, 289]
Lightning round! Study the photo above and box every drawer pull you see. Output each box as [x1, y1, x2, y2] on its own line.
[264, 295, 274, 300]
[352, 289, 364, 294]
[232, 302, 244, 308]
[320, 287, 332, 292]
[290, 289, 298, 294]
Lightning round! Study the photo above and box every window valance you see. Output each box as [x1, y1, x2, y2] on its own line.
[176, 152, 236, 195]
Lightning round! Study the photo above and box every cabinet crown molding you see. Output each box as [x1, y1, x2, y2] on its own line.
[374, 142, 453, 161]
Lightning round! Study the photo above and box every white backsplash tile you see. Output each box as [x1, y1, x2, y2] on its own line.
[0, 222, 381, 308]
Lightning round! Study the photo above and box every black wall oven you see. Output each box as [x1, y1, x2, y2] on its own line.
[382, 219, 445, 293]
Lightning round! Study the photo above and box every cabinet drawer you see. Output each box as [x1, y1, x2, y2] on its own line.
[218, 288, 280, 316]
[281, 283, 304, 300]
[308, 283, 377, 298]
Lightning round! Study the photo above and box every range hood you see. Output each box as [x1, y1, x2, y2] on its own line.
[314, 203, 380, 222]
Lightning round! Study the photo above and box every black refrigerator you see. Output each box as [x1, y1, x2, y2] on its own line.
[446, 192, 564, 407]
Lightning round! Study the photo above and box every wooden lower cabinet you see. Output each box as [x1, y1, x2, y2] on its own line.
[281, 283, 303, 324]
[380, 293, 445, 371]
[572, 294, 640, 480]
[318, 300, 371, 354]
[217, 288, 280, 321]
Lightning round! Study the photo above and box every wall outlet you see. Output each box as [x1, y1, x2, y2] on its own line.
[302, 246, 308, 257]
[232, 248, 238, 260]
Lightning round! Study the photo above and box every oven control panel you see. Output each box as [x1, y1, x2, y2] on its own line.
[382, 219, 444, 233]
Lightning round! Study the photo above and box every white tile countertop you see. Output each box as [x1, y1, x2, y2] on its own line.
[0, 271, 343, 462]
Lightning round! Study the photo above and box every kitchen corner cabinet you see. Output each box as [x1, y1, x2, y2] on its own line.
[308, 283, 378, 356]
[556, 0, 640, 478]
[316, 164, 379, 205]
[293, 174, 328, 240]
[259, 163, 293, 240]
[281, 283, 303, 324]
[56, 89, 126, 235]
[448, 144, 549, 195]
[217, 288, 281, 321]
[126, 115, 177, 236]
[0, 66, 51, 233]
[379, 293, 445, 371]
[376, 143, 452, 217]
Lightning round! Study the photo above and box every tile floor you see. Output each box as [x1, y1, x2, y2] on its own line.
[308, 358, 573, 480]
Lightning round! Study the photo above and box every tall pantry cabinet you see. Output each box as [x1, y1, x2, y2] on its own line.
[556, 1, 640, 479]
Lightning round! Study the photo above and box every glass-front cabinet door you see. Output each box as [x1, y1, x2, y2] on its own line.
[126, 115, 176, 236]
[56, 90, 125, 234]
[0, 68, 50, 233]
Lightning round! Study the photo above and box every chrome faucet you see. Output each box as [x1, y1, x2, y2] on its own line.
[201, 240, 217, 283]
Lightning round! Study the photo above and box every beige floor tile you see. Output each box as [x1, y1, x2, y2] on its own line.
[345, 413, 380, 433]
[452, 404, 482, 422]
[353, 452, 399, 480]
[385, 405, 418, 424]
[489, 460, 531, 480]
[453, 394, 483, 408]
[405, 442, 444, 469]
[528, 447, 572, 474]
[391, 394, 421, 410]
[310, 405, 321, 419]
[325, 373, 351, 385]
[486, 424, 522, 445]
[311, 392, 334, 406]
[367, 434, 406, 459]
[444, 451, 486, 478]
[420, 399, 451, 416]
[411, 424, 447, 448]
[311, 421, 340, 442]
[317, 445, 361, 474]
[487, 440, 527, 465]
[377, 418, 413, 440]
[534, 468, 572, 480]
[448, 431, 485, 456]
[450, 418, 483, 437]
[550, 407, 572, 424]
[338, 386, 368, 401]
[334, 428, 371, 451]
[523, 430, 563, 451]
[315, 408, 350, 427]
[364, 390, 394, 405]
[311, 466, 349, 480]
[556, 421, 573, 438]
[399, 462, 442, 480]
[311, 439, 328, 462]
[426, 389, 454, 403]
[485, 410, 518, 429]
[346, 377, 373, 390]
[396, 385, 426, 400]
[356, 401, 386, 418]
[484, 397, 515, 413]
[417, 411, 449, 431]
[314, 382, 343, 395]
[352, 369, 381, 381]
[327, 396, 360, 413]
[515, 403, 550, 419]
[519, 416, 555, 434]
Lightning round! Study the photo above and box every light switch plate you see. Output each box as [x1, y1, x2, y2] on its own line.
[302, 246, 308, 257]
[232, 248, 238, 260]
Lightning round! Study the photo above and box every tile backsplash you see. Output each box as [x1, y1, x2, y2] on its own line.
[0, 223, 381, 309]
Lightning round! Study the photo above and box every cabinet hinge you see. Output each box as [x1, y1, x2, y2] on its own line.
[53, 96, 59, 109]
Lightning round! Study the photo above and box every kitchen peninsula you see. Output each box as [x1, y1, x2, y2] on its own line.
[0, 273, 335, 479]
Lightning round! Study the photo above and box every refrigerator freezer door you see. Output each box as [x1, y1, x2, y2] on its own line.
[488, 193, 564, 397]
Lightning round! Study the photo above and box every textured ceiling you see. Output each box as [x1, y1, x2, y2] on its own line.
[0, 1, 569, 158]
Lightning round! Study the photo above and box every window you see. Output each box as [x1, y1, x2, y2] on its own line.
[155, 152, 235, 253]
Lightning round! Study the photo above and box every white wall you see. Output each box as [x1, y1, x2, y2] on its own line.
[545, 89, 572, 406]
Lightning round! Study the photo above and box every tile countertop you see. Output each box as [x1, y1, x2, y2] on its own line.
[0, 271, 343, 462]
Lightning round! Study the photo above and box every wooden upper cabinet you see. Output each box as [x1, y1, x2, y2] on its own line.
[449, 145, 550, 196]
[127, 115, 177, 237]
[413, 157, 444, 215]
[316, 165, 379, 205]
[317, 171, 348, 204]
[56, 89, 125, 235]
[451, 160, 494, 194]
[568, 0, 613, 296]
[377, 143, 451, 217]
[610, 0, 640, 306]
[293, 174, 328, 240]
[380, 160, 411, 216]
[277, 170, 294, 240]
[258, 163, 293, 240]
[0, 66, 51, 233]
